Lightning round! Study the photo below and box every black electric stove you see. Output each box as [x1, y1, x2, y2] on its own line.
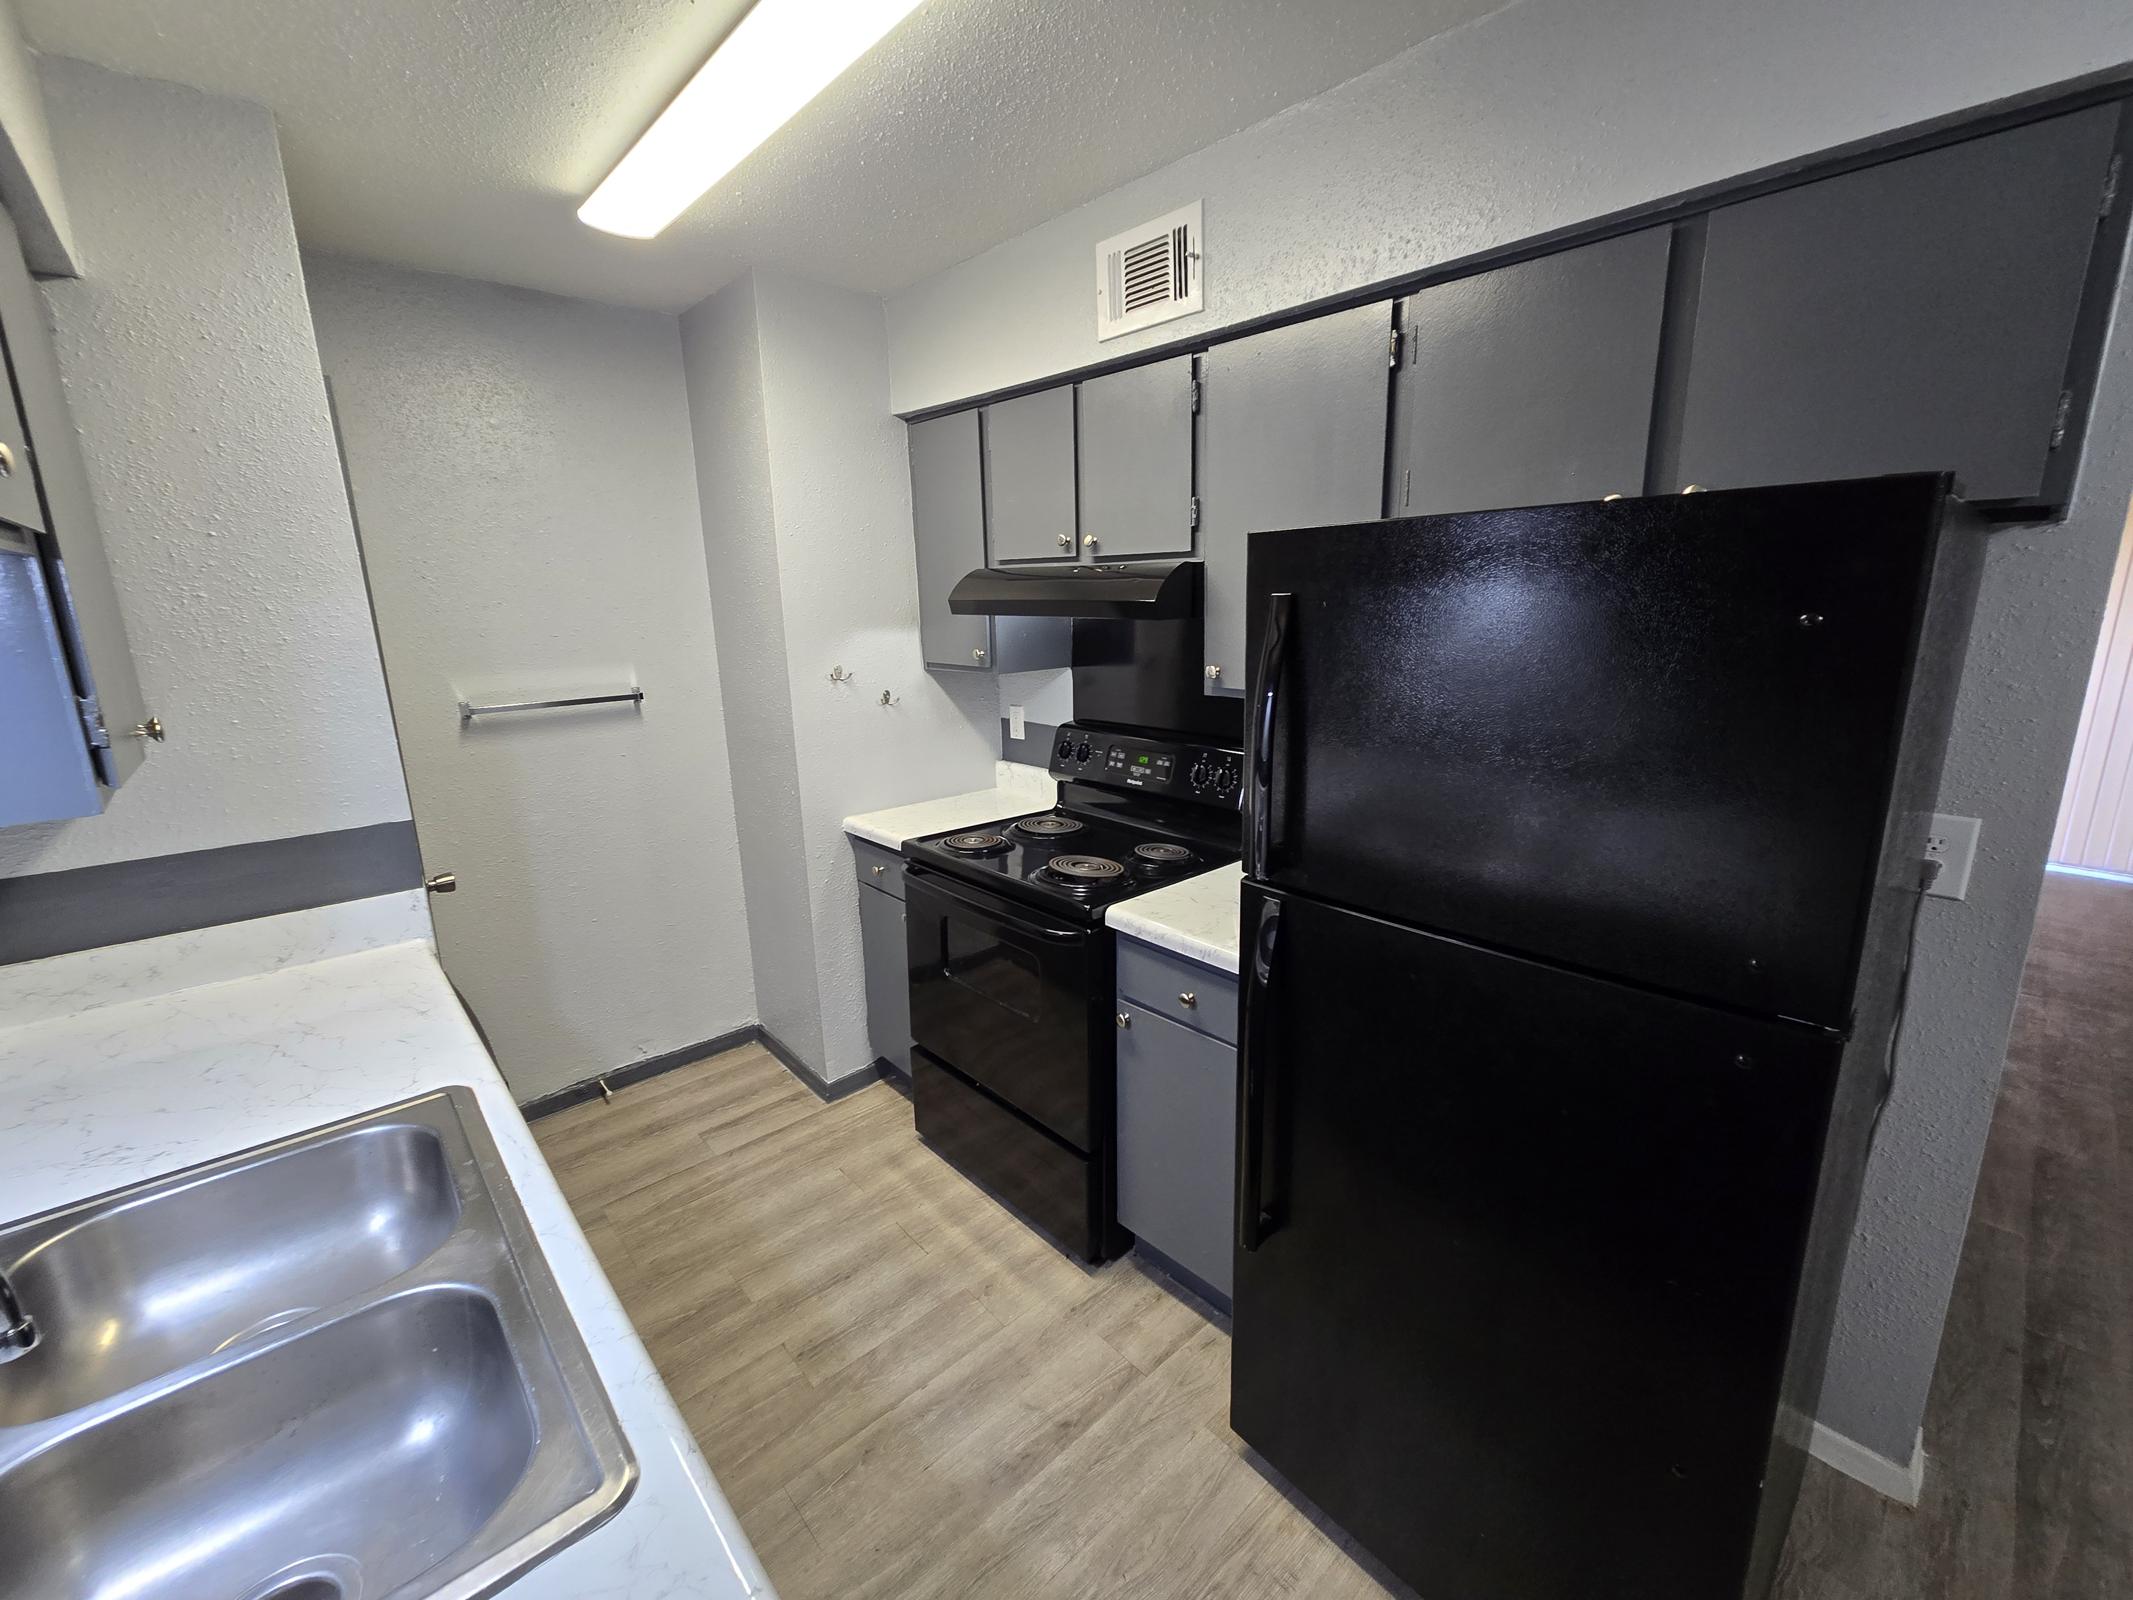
[901, 722, 1242, 1262]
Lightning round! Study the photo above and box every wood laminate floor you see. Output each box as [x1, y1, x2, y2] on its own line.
[535, 870, 2133, 1599]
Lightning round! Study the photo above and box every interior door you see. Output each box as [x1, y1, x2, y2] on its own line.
[1197, 303, 1391, 697]
[1231, 883, 1842, 1600]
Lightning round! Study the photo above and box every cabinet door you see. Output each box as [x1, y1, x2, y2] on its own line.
[0, 547, 101, 825]
[908, 411, 994, 670]
[1078, 355, 1195, 560]
[1676, 105, 2122, 506]
[857, 880, 912, 1077]
[984, 387, 1077, 563]
[1199, 303, 1390, 696]
[1391, 227, 1671, 518]
[1116, 997, 1237, 1299]
[0, 207, 148, 786]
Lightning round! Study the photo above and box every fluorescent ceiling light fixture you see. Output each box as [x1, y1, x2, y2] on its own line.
[580, 0, 929, 239]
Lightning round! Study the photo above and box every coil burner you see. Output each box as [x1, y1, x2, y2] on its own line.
[1039, 855, 1127, 890]
[1131, 842, 1196, 868]
[1014, 815, 1085, 839]
[941, 832, 1010, 856]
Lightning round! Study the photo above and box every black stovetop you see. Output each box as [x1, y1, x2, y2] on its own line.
[905, 805, 1238, 922]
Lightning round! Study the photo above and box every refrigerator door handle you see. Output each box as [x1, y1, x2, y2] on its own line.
[1249, 591, 1295, 877]
[1237, 893, 1283, 1251]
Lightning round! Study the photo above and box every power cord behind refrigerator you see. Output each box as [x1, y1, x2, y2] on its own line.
[1870, 854, 1943, 1144]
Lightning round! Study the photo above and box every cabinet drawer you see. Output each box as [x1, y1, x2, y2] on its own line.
[851, 837, 905, 899]
[1116, 1000, 1237, 1300]
[1117, 938, 1238, 1044]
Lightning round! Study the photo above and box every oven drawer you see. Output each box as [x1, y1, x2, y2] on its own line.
[905, 866, 1104, 1151]
[914, 1051, 1106, 1262]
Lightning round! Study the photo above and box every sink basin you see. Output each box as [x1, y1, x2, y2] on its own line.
[0, 1089, 636, 1600]
[0, 1122, 460, 1425]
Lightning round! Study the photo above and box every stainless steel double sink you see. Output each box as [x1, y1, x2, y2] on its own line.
[0, 1089, 636, 1600]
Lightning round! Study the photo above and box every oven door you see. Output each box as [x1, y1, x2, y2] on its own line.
[904, 865, 1101, 1150]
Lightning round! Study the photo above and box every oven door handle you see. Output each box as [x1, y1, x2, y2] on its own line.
[902, 865, 1087, 943]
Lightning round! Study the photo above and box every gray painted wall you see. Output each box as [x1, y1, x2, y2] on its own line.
[0, 58, 409, 882]
[680, 274, 825, 1071]
[305, 254, 757, 1103]
[881, 0, 2133, 1467]
[682, 270, 1001, 1084]
[885, 0, 2133, 412]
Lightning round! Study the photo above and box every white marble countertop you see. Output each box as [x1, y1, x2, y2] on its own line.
[843, 759, 1056, 848]
[0, 893, 773, 1600]
[1105, 862, 1245, 974]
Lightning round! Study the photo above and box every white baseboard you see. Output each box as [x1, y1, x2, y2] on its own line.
[1809, 1422, 1926, 1506]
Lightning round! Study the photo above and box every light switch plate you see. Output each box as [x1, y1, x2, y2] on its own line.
[1008, 704, 1026, 741]
[1924, 813, 1981, 900]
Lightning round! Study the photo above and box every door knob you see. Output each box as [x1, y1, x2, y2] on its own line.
[424, 872, 458, 894]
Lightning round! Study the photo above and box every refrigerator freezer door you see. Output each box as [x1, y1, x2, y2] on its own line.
[1245, 475, 1952, 1026]
[1230, 883, 1842, 1600]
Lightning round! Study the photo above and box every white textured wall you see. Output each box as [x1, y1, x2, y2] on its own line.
[306, 254, 755, 1102]
[0, 57, 407, 879]
[683, 271, 1000, 1083]
[680, 275, 823, 1069]
[0, 0, 73, 273]
[881, 0, 2133, 1466]
[887, 0, 2133, 411]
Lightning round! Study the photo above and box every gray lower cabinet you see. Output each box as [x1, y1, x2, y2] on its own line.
[1116, 995, 1236, 1301]
[1391, 226, 1672, 518]
[1077, 355, 1195, 561]
[984, 386, 1078, 563]
[1197, 302, 1392, 697]
[853, 842, 911, 1078]
[1675, 104, 2125, 508]
[0, 203, 149, 819]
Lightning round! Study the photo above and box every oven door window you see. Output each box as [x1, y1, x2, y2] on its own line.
[943, 919, 1044, 1019]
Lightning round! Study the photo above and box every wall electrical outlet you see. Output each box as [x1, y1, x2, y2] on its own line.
[1924, 813, 1981, 900]
[1008, 704, 1026, 741]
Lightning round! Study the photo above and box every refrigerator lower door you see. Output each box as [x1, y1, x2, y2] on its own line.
[1231, 884, 1843, 1600]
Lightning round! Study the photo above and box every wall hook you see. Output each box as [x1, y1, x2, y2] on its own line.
[879, 689, 899, 707]
[828, 665, 855, 684]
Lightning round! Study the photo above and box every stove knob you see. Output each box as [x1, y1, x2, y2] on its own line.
[1055, 737, 1073, 763]
[1188, 761, 1209, 791]
[1074, 741, 1091, 763]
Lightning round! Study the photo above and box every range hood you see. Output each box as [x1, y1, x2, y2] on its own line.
[948, 560, 1201, 619]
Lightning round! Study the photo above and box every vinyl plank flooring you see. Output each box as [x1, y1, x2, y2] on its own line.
[535, 871, 2133, 1599]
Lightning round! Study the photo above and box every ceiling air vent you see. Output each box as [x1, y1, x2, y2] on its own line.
[1095, 201, 1203, 342]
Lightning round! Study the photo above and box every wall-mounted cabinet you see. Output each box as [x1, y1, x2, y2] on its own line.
[907, 407, 1069, 672]
[1673, 104, 2126, 509]
[1077, 355, 1196, 561]
[1197, 302, 1392, 698]
[1391, 226, 1672, 518]
[0, 204, 150, 827]
[983, 386, 1078, 563]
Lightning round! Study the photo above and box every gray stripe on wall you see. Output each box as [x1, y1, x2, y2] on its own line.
[0, 820, 424, 965]
[1001, 717, 1060, 766]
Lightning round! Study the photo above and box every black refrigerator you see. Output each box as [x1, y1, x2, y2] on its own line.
[1231, 475, 1983, 1600]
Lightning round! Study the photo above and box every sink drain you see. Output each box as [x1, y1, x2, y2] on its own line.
[239, 1554, 362, 1600]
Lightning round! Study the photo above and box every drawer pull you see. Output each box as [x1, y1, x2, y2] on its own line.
[1178, 991, 1197, 1007]
[1116, 1011, 1131, 1029]
[872, 864, 887, 876]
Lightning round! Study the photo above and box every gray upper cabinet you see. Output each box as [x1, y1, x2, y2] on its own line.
[1391, 227, 1672, 518]
[1, 546, 101, 826]
[1197, 302, 1392, 696]
[1675, 105, 2124, 507]
[908, 411, 993, 669]
[1077, 355, 1195, 561]
[984, 386, 1078, 563]
[0, 204, 149, 803]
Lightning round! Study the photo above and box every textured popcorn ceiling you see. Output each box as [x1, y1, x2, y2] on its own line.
[15, 0, 1501, 311]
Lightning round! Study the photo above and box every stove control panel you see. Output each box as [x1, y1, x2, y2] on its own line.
[1051, 725, 1243, 808]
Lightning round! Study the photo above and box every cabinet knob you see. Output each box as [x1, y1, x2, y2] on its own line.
[424, 872, 458, 895]
[1116, 1011, 1131, 1029]
[972, 647, 987, 663]
[1082, 535, 1099, 553]
[129, 717, 165, 742]
[1681, 484, 1707, 494]
[0, 441, 14, 477]
[871, 864, 887, 876]
[1056, 531, 1071, 548]
[1204, 664, 1221, 682]
[1179, 991, 1197, 1007]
